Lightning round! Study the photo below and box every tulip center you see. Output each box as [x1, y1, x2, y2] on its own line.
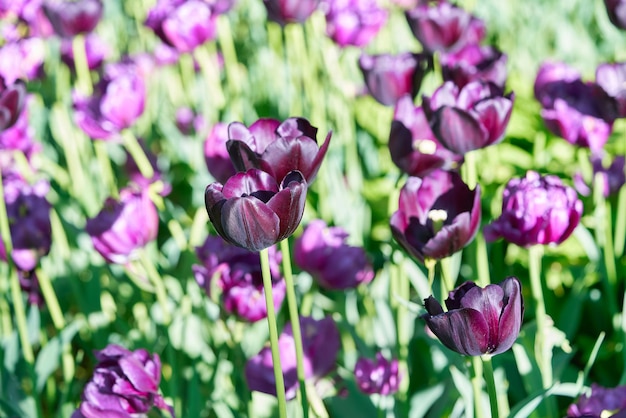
[413, 139, 437, 155]
[428, 209, 448, 234]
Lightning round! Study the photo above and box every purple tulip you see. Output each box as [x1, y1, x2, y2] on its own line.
[484, 171, 583, 247]
[175, 106, 202, 136]
[405, 1, 485, 53]
[389, 94, 463, 177]
[358, 52, 433, 106]
[73, 61, 146, 140]
[322, 0, 388, 48]
[604, 0, 626, 30]
[0, 95, 39, 161]
[193, 236, 285, 322]
[3, 0, 54, 38]
[204, 122, 237, 183]
[294, 219, 374, 290]
[86, 187, 159, 265]
[124, 139, 171, 195]
[567, 383, 626, 417]
[423, 277, 523, 356]
[71, 344, 173, 418]
[205, 169, 307, 252]
[263, 0, 320, 26]
[60, 33, 109, 71]
[440, 43, 508, 89]
[0, 77, 26, 132]
[19, 270, 43, 306]
[205, 0, 237, 15]
[390, 170, 481, 263]
[423, 80, 514, 154]
[226, 117, 331, 185]
[0, 37, 45, 83]
[245, 316, 340, 399]
[354, 353, 401, 395]
[42, 0, 102, 37]
[596, 62, 626, 118]
[574, 154, 625, 198]
[533, 61, 581, 107]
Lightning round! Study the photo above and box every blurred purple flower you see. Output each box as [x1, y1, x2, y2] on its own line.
[423, 80, 514, 154]
[389, 94, 462, 177]
[405, 1, 485, 53]
[42, 0, 102, 37]
[440, 43, 507, 89]
[574, 154, 625, 198]
[86, 187, 159, 265]
[596, 61, 626, 118]
[322, 0, 388, 48]
[390, 170, 481, 263]
[204, 122, 236, 183]
[205, 0, 237, 15]
[193, 236, 285, 322]
[71, 344, 173, 418]
[568, 383, 626, 417]
[423, 276, 523, 356]
[484, 171, 583, 247]
[227, 117, 331, 184]
[358, 52, 433, 106]
[294, 219, 374, 290]
[175, 107, 195, 135]
[0, 0, 54, 38]
[19, 270, 43, 306]
[153, 43, 180, 66]
[124, 139, 171, 195]
[354, 353, 401, 395]
[533, 61, 581, 107]
[245, 316, 340, 399]
[0, 95, 40, 161]
[0, 37, 45, 83]
[604, 0, 626, 30]
[263, 0, 320, 26]
[60, 33, 109, 71]
[0, 78, 27, 132]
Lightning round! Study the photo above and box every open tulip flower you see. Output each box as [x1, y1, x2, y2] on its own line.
[423, 80, 514, 154]
[0, 78, 26, 132]
[226, 117, 331, 185]
[596, 61, 626, 118]
[322, 0, 389, 48]
[205, 168, 307, 252]
[440, 43, 508, 89]
[390, 170, 481, 263]
[354, 352, 402, 396]
[263, 0, 320, 26]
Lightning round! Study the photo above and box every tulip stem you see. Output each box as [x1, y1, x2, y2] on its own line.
[471, 356, 486, 418]
[260, 248, 288, 418]
[71, 34, 92, 96]
[122, 130, 154, 180]
[481, 356, 499, 418]
[614, 185, 626, 257]
[139, 250, 171, 326]
[93, 141, 118, 199]
[280, 239, 309, 418]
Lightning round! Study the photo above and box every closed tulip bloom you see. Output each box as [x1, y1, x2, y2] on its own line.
[263, 0, 320, 26]
[227, 117, 331, 185]
[42, 0, 102, 37]
[389, 94, 462, 177]
[567, 384, 626, 417]
[0, 77, 26, 132]
[423, 277, 523, 356]
[294, 219, 374, 289]
[323, 0, 388, 48]
[193, 236, 285, 322]
[86, 187, 159, 265]
[205, 169, 307, 252]
[423, 80, 514, 154]
[204, 122, 237, 183]
[604, 0, 626, 30]
[71, 344, 173, 418]
[484, 171, 583, 247]
[245, 316, 340, 399]
[354, 353, 401, 395]
[60, 33, 109, 71]
[440, 44, 508, 89]
[390, 170, 481, 263]
[596, 62, 626, 117]
[359, 52, 433, 106]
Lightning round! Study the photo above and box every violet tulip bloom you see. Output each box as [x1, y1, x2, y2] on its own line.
[193, 236, 285, 322]
[484, 171, 583, 247]
[86, 187, 159, 265]
[359, 52, 433, 106]
[440, 44, 508, 89]
[245, 316, 340, 399]
[567, 384, 626, 417]
[533, 61, 581, 107]
[389, 94, 462, 177]
[227, 117, 331, 185]
[390, 170, 481, 263]
[263, 0, 320, 26]
[405, 1, 485, 53]
[604, 0, 626, 30]
[204, 122, 237, 183]
[354, 353, 401, 395]
[0, 78, 26, 132]
[60, 33, 109, 71]
[0, 38, 45, 83]
[423, 277, 523, 356]
[205, 169, 307, 252]
[71, 344, 173, 418]
[0, 95, 39, 160]
[294, 219, 374, 290]
[323, 0, 388, 48]
[596, 62, 626, 118]
[574, 154, 625, 198]
[42, 0, 102, 37]
[423, 80, 514, 154]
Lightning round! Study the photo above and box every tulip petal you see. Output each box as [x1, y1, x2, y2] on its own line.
[119, 356, 158, 393]
[424, 308, 488, 355]
[493, 277, 523, 355]
[260, 136, 320, 183]
[248, 118, 281, 152]
[266, 171, 307, 241]
[226, 140, 263, 173]
[221, 170, 279, 200]
[472, 95, 513, 144]
[431, 106, 488, 154]
[221, 196, 280, 251]
[276, 117, 319, 141]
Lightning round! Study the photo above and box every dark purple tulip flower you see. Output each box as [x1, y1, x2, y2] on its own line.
[359, 52, 433, 106]
[60, 33, 109, 71]
[354, 353, 402, 395]
[440, 43, 508, 89]
[176, 106, 206, 136]
[19, 270, 43, 307]
[42, 0, 102, 37]
[390, 170, 481, 263]
[227, 117, 331, 185]
[0, 95, 40, 160]
[86, 187, 159, 265]
[567, 384, 626, 417]
[405, 1, 485, 53]
[323, 0, 388, 48]
[596, 62, 626, 117]
[423, 276, 523, 356]
[204, 122, 237, 183]
[574, 153, 625, 198]
[0, 77, 26, 132]
[389, 94, 463, 177]
[604, 0, 626, 30]
[484, 171, 583, 247]
[193, 236, 285, 322]
[263, 0, 320, 26]
[71, 344, 173, 418]
[0, 38, 46, 83]
[533, 61, 581, 107]
[205, 168, 307, 252]
[245, 316, 340, 399]
[423, 80, 514, 154]
[294, 219, 374, 290]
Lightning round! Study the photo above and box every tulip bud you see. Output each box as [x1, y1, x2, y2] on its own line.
[354, 353, 402, 395]
[42, 0, 103, 37]
[567, 383, 626, 417]
[263, 0, 320, 26]
[322, 0, 388, 48]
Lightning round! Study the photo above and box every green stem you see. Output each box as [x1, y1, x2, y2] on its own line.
[528, 245, 550, 386]
[194, 44, 225, 124]
[260, 248, 287, 418]
[139, 250, 171, 325]
[475, 232, 491, 287]
[279, 239, 309, 418]
[36, 269, 65, 330]
[216, 15, 243, 120]
[614, 185, 626, 257]
[471, 356, 485, 418]
[463, 150, 478, 190]
[94, 141, 118, 199]
[482, 355, 499, 418]
[71, 34, 92, 96]
[122, 130, 154, 180]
